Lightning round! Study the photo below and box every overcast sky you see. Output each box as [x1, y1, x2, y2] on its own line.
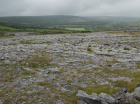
[0, 0, 140, 17]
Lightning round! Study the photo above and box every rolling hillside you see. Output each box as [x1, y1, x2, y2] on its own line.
[0, 15, 140, 31]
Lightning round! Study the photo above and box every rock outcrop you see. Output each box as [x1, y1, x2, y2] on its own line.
[76, 90, 101, 104]
[133, 87, 140, 101]
[77, 84, 140, 104]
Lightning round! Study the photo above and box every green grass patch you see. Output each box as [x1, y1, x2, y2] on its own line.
[87, 47, 92, 51]
[0, 25, 91, 34]
[114, 80, 129, 88]
[37, 81, 48, 86]
[113, 71, 140, 92]
[17, 97, 28, 102]
[136, 62, 140, 69]
[0, 76, 13, 82]
[20, 40, 32, 44]
[9, 34, 15, 36]
[0, 26, 19, 31]
[0, 91, 6, 97]
[102, 68, 130, 77]
[124, 47, 130, 50]
[78, 85, 120, 95]
[64, 91, 79, 104]
[3, 98, 13, 104]
[26, 53, 55, 68]
[22, 69, 36, 75]
[10, 93, 19, 98]
[65, 28, 85, 31]
[34, 90, 44, 95]
[0, 32, 5, 36]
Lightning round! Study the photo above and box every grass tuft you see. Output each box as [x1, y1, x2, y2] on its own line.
[87, 47, 92, 51]
[37, 81, 48, 86]
[3, 98, 13, 104]
[22, 69, 36, 75]
[78, 85, 120, 95]
[124, 47, 130, 50]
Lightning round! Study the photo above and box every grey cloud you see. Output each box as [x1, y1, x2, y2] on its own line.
[0, 0, 29, 16]
[0, 0, 140, 17]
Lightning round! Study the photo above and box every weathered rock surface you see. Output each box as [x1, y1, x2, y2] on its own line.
[0, 32, 140, 103]
[111, 88, 127, 104]
[99, 93, 115, 104]
[77, 84, 140, 104]
[133, 87, 140, 100]
[76, 90, 101, 104]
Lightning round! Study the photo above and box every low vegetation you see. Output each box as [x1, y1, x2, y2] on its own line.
[25, 53, 55, 69]
[0, 30, 140, 103]
[21, 69, 36, 75]
[1, 16, 140, 35]
[78, 85, 120, 95]
[3, 98, 13, 104]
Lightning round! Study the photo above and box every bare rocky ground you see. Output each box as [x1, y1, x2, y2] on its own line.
[0, 32, 140, 104]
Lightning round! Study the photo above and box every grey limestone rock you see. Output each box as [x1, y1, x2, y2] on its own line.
[76, 90, 101, 104]
[111, 88, 127, 104]
[77, 100, 87, 104]
[4, 60, 11, 64]
[125, 92, 134, 104]
[99, 93, 115, 104]
[48, 67, 60, 73]
[77, 87, 140, 104]
[133, 87, 140, 100]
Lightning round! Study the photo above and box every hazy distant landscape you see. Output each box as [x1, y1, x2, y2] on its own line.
[0, 15, 140, 104]
[0, 16, 140, 35]
[1, 0, 140, 103]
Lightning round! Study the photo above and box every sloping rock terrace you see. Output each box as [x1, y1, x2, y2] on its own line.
[0, 32, 140, 103]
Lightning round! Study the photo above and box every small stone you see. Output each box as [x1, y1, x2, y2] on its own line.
[45, 71, 50, 74]
[48, 67, 60, 73]
[12, 61, 16, 64]
[5, 94, 8, 96]
[136, 83, 140, 87]
[4, 60, 11, 64]
[23, 79, 26, 81]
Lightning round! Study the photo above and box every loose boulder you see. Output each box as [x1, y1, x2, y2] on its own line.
[76, 90, 101, 104]
[111, 88, 127, 104]
[133, 87, 140, 100]
[99, 93, 115, 104]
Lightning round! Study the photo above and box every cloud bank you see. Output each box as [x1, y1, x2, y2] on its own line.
[0, 0, 140, 17]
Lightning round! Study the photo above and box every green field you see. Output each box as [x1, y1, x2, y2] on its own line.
[0, 25, 91, 35]
[0, 26, 63, 32]
[1, 15, 140, 34]
[0, 26, 35, 32]
[65, 28, 86, 31]
[0, 26, 19, 31]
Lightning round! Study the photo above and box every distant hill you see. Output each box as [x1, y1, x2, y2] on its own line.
[0, 15, 140, 31]
[0, 15, 90, 27]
